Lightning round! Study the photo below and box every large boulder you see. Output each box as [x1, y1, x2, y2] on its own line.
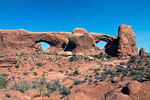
[72, 28, 88, 34]
[127, 81, 141, 95]
[65, 33, 97, 54]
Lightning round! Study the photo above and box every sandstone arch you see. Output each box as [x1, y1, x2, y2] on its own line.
[0, 24, 138, 58]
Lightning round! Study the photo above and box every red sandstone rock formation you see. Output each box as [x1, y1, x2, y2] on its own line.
[117, 25, 138, 58]
[0, 57, 17, 68]
[139, 47, 147, 56]
[0, 24, 138, 58]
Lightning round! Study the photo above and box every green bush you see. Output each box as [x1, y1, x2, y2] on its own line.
[5, 93, 11, 98]
[106, 55, 112, 59]
[60, 86, 71, 98]
[138, 60, 142, 64]
[73, 69, 80, 75]
[0, 55, 5, 58]
[10, 79, 70, 97]
[49, 69, 54, 72]
[10, 81, 31, 93]
[36, 63, 44, 67]
[0, 73, 8, 77]
[146, 74, 150, 79]
[69, 56, 79, 62]
[23, 72, 28, 76]
[0, 74, 8, 89]
[120, 62, 125, 65]
[93, 52, 103, 59]
[128, 56, 136, 63]
[131, 71, 138, 76]
[100, 52, 103, 56]
[73, 80, 82, 85]
[15, 64, 19, 68]
[29, 67, 34, 71]
[33, 72, 37, 76]
[58, 70, 64, 73]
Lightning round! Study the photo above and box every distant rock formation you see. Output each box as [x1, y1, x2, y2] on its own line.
[139, 47, 148, 56]
[0, 24, 138, 58]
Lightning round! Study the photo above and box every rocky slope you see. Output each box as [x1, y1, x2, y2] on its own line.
[0, 24, 149, 100]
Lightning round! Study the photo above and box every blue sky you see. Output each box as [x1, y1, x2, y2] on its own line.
[0, 0, 150, 52]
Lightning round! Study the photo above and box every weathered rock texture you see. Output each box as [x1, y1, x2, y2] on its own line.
[0, 24, 138, 58]
[65, 81, 150, 100]
[117, 25, 138, 57]
[0, 57, 17, 68]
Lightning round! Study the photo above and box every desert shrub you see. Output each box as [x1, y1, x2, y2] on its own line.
[93, 80, 98, 84]
[105, 55, 112, 59]
[29, 67, 34, 71]
[69, 56, 79, 62]
[5, 93, 11, 98]
[120, 62, 125, 65]
[0, 74, 8, 89]
[100, 52, 103, 56]
[73, 80, 82, 85]
[138, 60, 142, 64]
[93, 55, 101, 59]
[117, 56, 121, 59]
[0, 73, 8, 77]
[36, 62, 44, 67]
[46, 80, 61, 93]
[131, 71, 138, 76]
[0, 55, 5, 58]
[116, 67, 123, 73]
[128, 56, 136, 63]
[60, 86, 71, 98]
[97, 62, 103, 67]
[10, 79, 69, 97]
[134, 67, 144, 71]
[105, 69, 113, 75]
[48, 57, 53, 61]
[93, 68, 100, 72]
[23, 72, 28, 76]
[58, 64, 62, 68]
[100, 73, 107, 81]
[132, 73, 144, 81]
[58, 70, 64, 73]
[121, 70, 128, 76]
[146, 74, 150, 79]
[145, 61, 150, 66]
[100, 70, 113, 81]
[10, 81, 31, 92]
[93, 68, 100, 75]
[15, 64, 19, 68]
[73, 69, 80, 75]
[33, 72, 37, 76]
[84, 56, 91, 61]
[93, 52, 103, 59]
[88, 79, 93, 85]
[49, 69, 54, 72]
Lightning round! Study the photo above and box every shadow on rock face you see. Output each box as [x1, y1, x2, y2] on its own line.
[121, 87, 129, 95]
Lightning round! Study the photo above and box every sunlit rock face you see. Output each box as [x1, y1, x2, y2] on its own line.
[0, 24, 138, 58]
[116, 25, 138, 58]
